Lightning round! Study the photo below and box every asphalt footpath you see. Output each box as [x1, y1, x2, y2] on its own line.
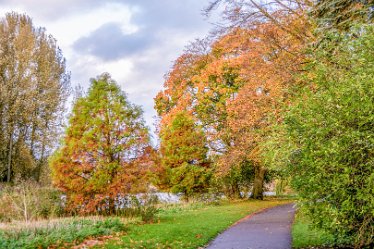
[205, 203, 296, 249]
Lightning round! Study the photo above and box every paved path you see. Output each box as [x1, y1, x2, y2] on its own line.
[206, 203, 296, 249]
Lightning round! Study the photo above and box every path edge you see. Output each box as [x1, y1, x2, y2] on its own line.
[203, 202, 295, 249]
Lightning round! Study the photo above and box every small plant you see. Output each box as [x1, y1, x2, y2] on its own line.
[133, 194, 159, 223]
[115, 194, 159, 223]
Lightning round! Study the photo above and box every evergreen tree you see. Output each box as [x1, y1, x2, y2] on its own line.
[158, 112, 211, 200]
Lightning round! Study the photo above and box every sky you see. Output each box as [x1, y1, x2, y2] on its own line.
[0, 0, 218, 141]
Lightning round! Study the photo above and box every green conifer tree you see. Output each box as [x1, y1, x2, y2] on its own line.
[159, 112, 211, 200]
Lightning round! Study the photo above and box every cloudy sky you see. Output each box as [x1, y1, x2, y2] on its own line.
[0, 0, 218, 141]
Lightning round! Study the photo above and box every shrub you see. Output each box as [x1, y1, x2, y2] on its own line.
[134, 194, 159, 223]
[283, 25, 374, 248]
[292, 211, 336, 248]
[116, 194, 159, 223]
[0, 181, 64, 222]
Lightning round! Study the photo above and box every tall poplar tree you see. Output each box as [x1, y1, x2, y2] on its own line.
[0, 12, 70, 183]
[50, 73, 151, 214]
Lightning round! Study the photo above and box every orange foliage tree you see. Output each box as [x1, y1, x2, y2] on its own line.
[50, 73, 152, 214]
[155, 5, 312, 198]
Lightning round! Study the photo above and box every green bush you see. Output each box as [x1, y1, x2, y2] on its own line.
[218, 161, 254, 199]
[282, 25, 374, 248]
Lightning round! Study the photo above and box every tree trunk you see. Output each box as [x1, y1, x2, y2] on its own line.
[231, 182, 242, 199]
[108, 198, 116, 215]
[7, 132, 13, 182]
[184, 190, 189, 202]
[251, 166, 265, 200]
[35, 142, 46, 183]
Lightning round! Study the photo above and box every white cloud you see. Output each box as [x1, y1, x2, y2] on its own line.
[46, 3, 138, 47]
[0, 0, 216, 138]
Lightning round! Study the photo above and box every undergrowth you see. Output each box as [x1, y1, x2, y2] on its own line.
[0, 217, 127, 249]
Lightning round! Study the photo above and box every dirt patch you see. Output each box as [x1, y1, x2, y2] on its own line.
[71, 235, 117, 249]
[47, 234, 123, 249]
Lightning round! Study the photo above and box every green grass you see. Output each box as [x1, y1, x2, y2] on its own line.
[0, 217, 128, 249]
[0, 199, 291, 249]
[292, 212, 336, 249]
[102, 199, 291, 249]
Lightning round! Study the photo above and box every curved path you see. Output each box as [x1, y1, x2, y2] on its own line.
[206, 203, 296, 249]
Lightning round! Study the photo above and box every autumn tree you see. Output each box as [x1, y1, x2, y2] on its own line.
[154, 0, 318, 199]
[0, 12, 70, 183]
[156, 9, 311, 198]
[158, 112, 211, 200]
[50, 73, 151, 214]
[223, 15, 312, 198]
[199, 0, 315, 199]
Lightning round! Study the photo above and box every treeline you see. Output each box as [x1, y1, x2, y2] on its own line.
[0, 1, 373, 248]
[155, 1, 311, 200]
[156, 0, 373, 247]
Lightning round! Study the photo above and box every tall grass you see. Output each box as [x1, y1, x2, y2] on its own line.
[0, 181, 63, 222]
[0, 216, 128, 249]
[292, 211, 337, 248]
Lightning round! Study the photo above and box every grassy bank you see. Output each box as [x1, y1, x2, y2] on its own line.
[292, 212, 337, 249]
[102, 199, 291, 249]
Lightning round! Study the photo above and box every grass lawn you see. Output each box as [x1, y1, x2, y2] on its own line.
[292, 212, 336, 249]
[101, 199, 291, 249]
